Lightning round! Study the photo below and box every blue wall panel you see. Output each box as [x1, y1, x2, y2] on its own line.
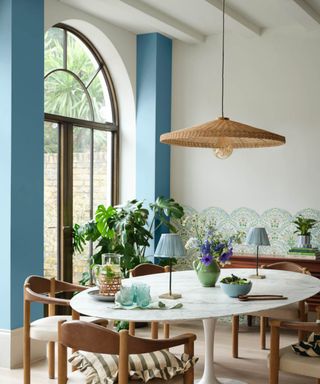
[0, 0, 44, 330]
[0, 0, 13, 330]
[136, 33, 172, 251]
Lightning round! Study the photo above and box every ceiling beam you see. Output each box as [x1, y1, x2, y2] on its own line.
[119, 0, 205, 43]
[286, 0, 320, 28]
[205, 0, 262, 36]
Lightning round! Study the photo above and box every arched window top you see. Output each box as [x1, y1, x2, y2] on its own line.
[44, 25, 116, 125]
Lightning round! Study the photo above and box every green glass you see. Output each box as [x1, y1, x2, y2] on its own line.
[119, 286, 134, 306]
[134, 283, 151, 307]
[193, 258, 221, 287]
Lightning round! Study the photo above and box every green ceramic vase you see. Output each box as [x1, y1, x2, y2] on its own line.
[193, 258, 221, 287]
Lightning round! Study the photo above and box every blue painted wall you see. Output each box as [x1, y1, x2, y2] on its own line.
[136, 33, 172, 251]
[0, 0, 44, 330]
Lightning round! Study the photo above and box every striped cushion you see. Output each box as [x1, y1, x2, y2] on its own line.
[292, 332, 320, 357]
[69, 349, 196, 384]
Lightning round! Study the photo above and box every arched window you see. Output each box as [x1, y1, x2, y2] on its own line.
[44, 24, 119, 283]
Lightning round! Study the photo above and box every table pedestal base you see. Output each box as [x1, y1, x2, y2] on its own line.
[196, 319, 248, 384]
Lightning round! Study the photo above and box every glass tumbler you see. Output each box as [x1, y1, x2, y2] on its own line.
[119, 285, 134, 306]
[135, 283, 151, 307]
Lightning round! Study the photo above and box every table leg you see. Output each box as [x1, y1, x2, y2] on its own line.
[196, 318, 247, 384]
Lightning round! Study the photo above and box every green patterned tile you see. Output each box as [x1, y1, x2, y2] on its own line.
[176, 206, 320, 270]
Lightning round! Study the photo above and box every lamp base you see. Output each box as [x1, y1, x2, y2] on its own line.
[249, 274, 266, 279]
[159, 293, 182, 300]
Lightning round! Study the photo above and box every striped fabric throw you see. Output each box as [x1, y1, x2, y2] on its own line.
[292, 332, 320, 357]
[69, 349, 197, 384]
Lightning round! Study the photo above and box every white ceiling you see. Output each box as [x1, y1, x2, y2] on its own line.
[60, 0, 320, 43]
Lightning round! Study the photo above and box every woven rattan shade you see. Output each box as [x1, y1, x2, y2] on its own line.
[160, 117, 286, 149]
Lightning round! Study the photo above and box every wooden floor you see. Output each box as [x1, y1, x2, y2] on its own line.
[0, 320, 313, 384]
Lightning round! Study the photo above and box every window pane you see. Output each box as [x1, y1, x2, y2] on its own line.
[44, 122, 59, 278]
[73, 127, 92, 283]
[93, 131, 112, 211]
[45, 70, 93, 120]
[88, 71, 113, 123]
[45, 27, 64, 76]
[67, 31, 99, 86]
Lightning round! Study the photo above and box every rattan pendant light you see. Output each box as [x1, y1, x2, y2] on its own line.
[160, 0, 285, 159]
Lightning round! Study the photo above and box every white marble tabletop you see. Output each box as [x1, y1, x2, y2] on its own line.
[70, 268, 320, 323]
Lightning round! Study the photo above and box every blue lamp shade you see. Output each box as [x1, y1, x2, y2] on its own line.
[154, 234, 186, 258]
[246, 227, 270, 246]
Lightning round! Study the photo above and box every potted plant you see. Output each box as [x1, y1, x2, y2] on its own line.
[73, 197, 184, 284]
[293, 215, 318, 248]
[219, 274, 252, 297]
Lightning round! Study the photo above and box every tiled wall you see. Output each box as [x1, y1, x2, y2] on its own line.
[175, 207, 320, 269]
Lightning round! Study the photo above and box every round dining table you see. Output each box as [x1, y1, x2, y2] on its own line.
[70, 268, 320, 384]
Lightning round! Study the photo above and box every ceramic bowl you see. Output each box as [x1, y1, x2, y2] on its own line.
[220, 281, 252, 298]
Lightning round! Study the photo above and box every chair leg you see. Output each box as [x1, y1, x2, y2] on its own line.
[23, 301, 31, 384]
[232, 315, 239, 358]
[23, 334, 31, 384]
[163, 322, 170, 338]
[48, 341, 55, 379]
[247, 315, 253, 327]
[269, 325, 279, 384]
[58, 323, 67, 384]
[184, 337, 194, 384]
[298, 301, 308, 341]
[260, 316, 267, 350]
[151, 322, 159, 339]
[317, 379, 320, 384]
[298, 329, 305, 342]
[129, 321, 135, 336]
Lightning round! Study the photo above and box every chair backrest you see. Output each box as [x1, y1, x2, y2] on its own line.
[58, 321, 196, 384]
[261, 261, 310, 275]
[24, 275, 87, 303]
[130, 263, 170, 277]
[24, 275, 87, 321]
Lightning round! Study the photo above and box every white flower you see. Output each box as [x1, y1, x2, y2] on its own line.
[185, 237, 200, 250]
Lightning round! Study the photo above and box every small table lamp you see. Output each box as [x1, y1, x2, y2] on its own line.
[154, 233, 185, 300]
[246, 227, 270, 279]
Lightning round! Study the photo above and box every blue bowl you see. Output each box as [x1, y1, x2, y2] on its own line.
[220, 281, 252, 298]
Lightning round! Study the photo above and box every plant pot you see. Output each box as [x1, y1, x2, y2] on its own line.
[193, 258, 220, 287]
[297, 235, 311, 248]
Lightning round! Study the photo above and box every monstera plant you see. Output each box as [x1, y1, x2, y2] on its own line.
[73, 197, 184, 283]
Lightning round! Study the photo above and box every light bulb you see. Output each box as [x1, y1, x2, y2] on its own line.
[214, 145, 233, 159]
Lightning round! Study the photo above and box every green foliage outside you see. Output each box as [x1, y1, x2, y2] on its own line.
[44, 27, 111, 154]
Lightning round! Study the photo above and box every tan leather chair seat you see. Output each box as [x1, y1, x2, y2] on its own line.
[30, 316, 102, 342]
[67, 370, 185, 383]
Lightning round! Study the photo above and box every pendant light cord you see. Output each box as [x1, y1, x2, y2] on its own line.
[221, 0, 225, 118]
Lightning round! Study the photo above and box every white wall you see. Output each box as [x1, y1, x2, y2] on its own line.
[45, 0, 137, 203]
[171, 27, 320, 214]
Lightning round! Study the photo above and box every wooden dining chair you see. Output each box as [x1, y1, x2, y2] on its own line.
[129, 263, 170, 339]
[269, 306, 320, 384]
[23, 275, 107, 384]
[232, 262, 310, 358]
[58, 320, 196, 384]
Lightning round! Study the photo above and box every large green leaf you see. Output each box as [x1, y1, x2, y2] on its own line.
[95, 205, 116, 238]
[150, 196, 184, 233]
